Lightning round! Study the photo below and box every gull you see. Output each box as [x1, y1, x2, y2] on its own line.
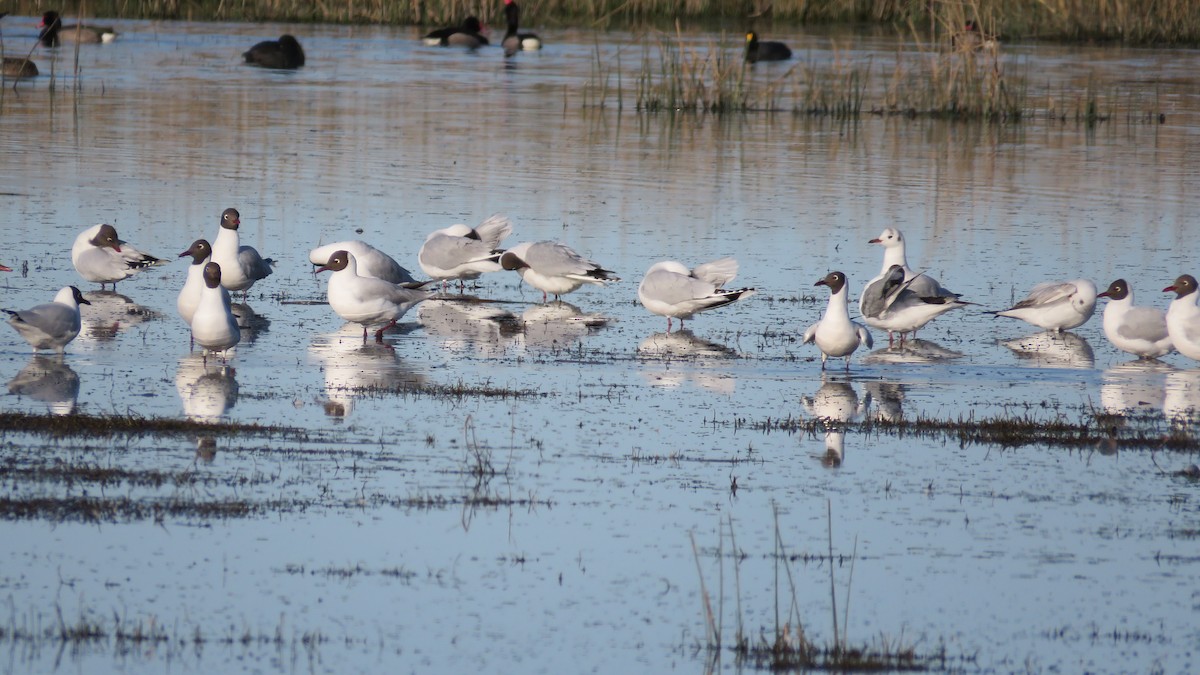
[500, 241, 619, 302]
[862, 228, 962, 342]
[804, 271, 873, 370]
[191, 263, 241, 361]
[308, 241, 422, 286]
[3, 286, 90, 353]
[860, 264, 968, 345]
[177, 239, 222, 326]
[1163, 274, 1200, 362]
[990, 279, 1097, 332]
[417, 215, 512, 289]
[1097, 279, 1173, 359]
[71, 224, 165, 290]
[211, 207, 275, 300]
[637, 258, 756, 331]
[317, 250, 434, 342]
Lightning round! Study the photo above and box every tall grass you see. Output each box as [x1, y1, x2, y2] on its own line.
[4, 0, 1200, 44]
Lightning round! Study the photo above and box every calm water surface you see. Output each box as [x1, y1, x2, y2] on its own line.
[0, 16, 1198, 674]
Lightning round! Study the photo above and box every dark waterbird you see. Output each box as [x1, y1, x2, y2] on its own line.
[243, 34, 305, 69]
[0, 14, 37, 78]
[502, 0, 542, 57]
[38, 10, 116, 47]
[745, 31, 790, 63]
[423, 16, 489, 48]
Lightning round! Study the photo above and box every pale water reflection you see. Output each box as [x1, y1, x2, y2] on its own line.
[0, 15, 1197, 675]
[6, 354, 79, 415]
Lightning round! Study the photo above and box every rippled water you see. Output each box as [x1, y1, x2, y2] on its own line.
[1, 16, 1198, 674]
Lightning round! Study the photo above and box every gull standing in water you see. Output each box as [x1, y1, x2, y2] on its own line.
[191, 263, 241, 362]
[4, 286, 90, 353]
[72, 224, 165, 290]
[1163, 274, 1200, 362]
[637, 257, 755, 331]
[990, 279, 1097, 332]
[1097, 279, 1173, 359]
[317, 250, 433, 342]
[211, 208, 275, 301]
[418, 215, 513, 289]
[861, 228, 963, 344]
[860, 264, 968, 346]
[804, 271, 872, 370]
[501, 241, 619, 302]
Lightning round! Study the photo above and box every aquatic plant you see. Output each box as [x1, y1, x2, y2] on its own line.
[689, 504, 954, 670]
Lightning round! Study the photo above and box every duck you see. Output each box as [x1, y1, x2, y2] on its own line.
[3, 286, 90, 353]
[1163, 274, 1200, 362]
[501, 241, 619, 302]
[637, 258, 755, 332]
[210, 207, 275, 300]
[243, 34, 305, 69]
[952, 20, 999, 52]
[417, 215, 513, 289]
[71, 224, 165, 290]
[804, 271, 872, 370]
[38, 11, 116, 47]
[423, 16, 489, 48]
[989, 279, 1097, 332]
[745, 32, 791, 63]
[1, 57, 38, 79]
[1097, 279, 1173, 359]
[317, 250, 434, 342]
[190, 262, 241, 361]
[502, 0, 542, 57]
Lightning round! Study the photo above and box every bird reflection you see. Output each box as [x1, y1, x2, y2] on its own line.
[863, 380, 905, 421]
[309, 324, 426, 417]
[175, 354, 239, 421]
[78, 291, 162, 343]
[801, 377, 865, 468]
[7, 355, 79, 415]
[1100, 359, 1172, 415]
[230, 302, 271, 344]
[517, 301, 608, 351]
[418, 298, 521, 357]
[1164, 368, 1200, 425]
[1000, 331, 1094, 369]
[639, 331, 739, 393]
[638, 330, 738, 359]
[863, 338, 964, 365]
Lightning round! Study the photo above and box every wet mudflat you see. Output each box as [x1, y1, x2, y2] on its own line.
[0, 17, 1198, 674]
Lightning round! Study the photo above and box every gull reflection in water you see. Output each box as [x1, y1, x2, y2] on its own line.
[175, 353, 238, 422]
[801, 376, 865, 468]
[639, 330, 739, 393]
[230, 302, 271, 344]
[78, 291, 163, 343]
[517, 301, 609, 351]
[418, 298, 521, 357]
[7, 355, 80, 415]
[863, 338, 964, 365]
[1100, 359, 1173, 415]
[863, 380, 905, 422]
[309, 324, 426, 418]
[1164, 368, 1200, 425]
[1000, 331, 1095, 369]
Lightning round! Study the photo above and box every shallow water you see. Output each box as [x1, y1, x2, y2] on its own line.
[1, 16, 1198, 674]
